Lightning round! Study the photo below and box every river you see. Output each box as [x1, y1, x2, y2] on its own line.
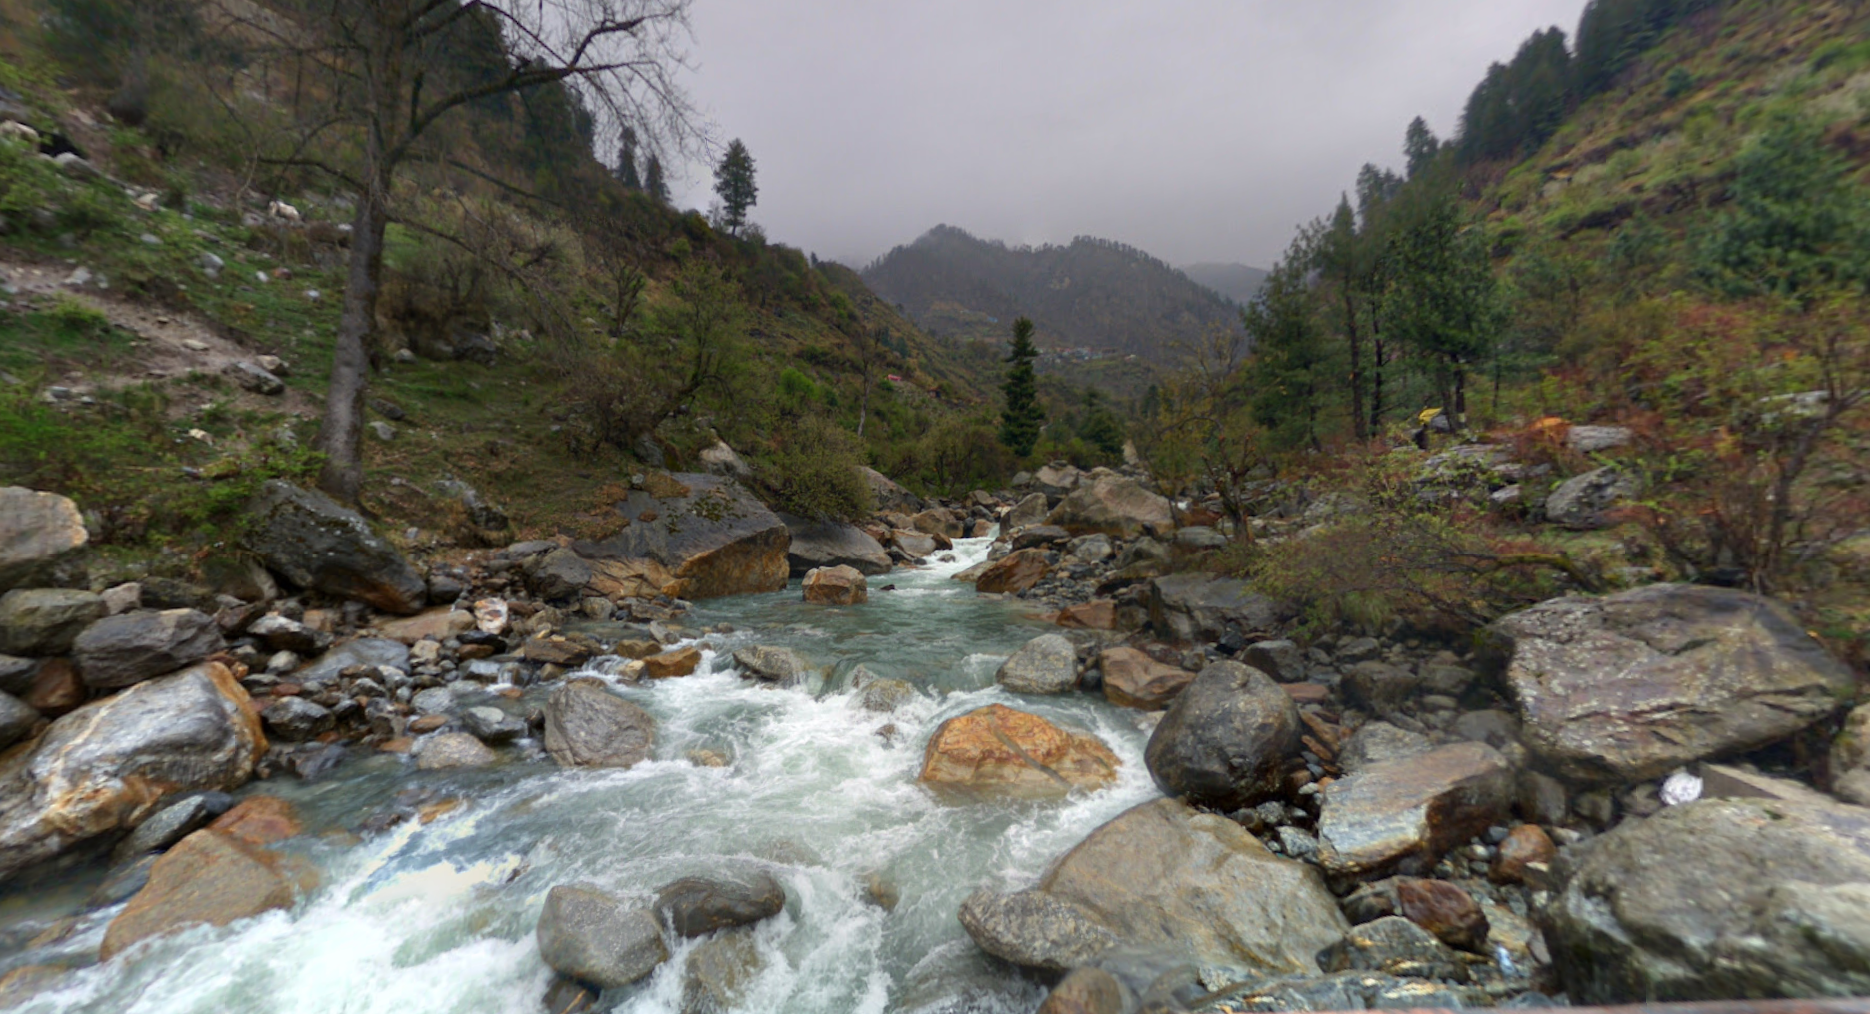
[10, 536, 1164, 1014]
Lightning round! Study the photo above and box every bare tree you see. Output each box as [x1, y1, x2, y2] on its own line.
[218, 0, 705, 502]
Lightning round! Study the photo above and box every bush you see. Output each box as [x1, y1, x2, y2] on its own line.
[760, 416, 874, 521]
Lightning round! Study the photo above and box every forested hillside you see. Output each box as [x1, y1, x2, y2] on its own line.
[1177, 261, 1268, 305]
[861, 225, 1242, 364]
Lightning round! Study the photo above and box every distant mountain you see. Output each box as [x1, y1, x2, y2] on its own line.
[861, 226, 1242, 364]
[1178, 262, 1269, 305]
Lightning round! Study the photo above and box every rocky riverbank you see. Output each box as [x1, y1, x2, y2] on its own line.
[0, 454, 1866, 1014]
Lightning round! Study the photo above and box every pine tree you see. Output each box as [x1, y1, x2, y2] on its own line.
[713, 139, 758, 235]
[1247, 226, 1333, 451]
[999, 317, 1045, 457]
[1079, 389, 1125, 459]
[645, 155, 670, 204]
[615, 125, 642, 190]
[1404, 117, 1441, 179]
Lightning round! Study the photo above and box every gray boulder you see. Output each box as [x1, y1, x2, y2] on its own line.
[1003, 492, 1049, 530]
[0, 588, 105, 655]
[292, 638, 407, 684]
[0, 487, 88, 592]
[572, 474, 789, 600]
[861, 467, 921, 513]
[1241, 639, 1304, 682]
[260, 696, 333, 741]
[536, 883, 668, 989]
[74, 609, 224, 689]
[1045, 475, 1172, 539]
[1146, 572, 1287, 644]
[226, 361, 285, 395]
[732, 646, 808, 684]
[526, 548, 593, 602]
[0, 661, 264, 882]
[682, 929, 763, 1014]
[1319, 915, 1470, 982]
[1487, 584, 1855, 782]
[1337, 721, 1432, 774]
[654, 870, 787, 937]
[1543, 466, 1637, 529]
[779, 515, 891, 577]
[1144, 661, 1298, 811]
[0, 692, 35, 750]
[111, 792, 228, 862]
[415, 731, 497, 770]
[958, 798, 1347, 976]
[247, 614, 331, 655]
[246, 480, 427, 615]
[1317, 742, 1513, 879]
[1547, 795, 1870, 1002]
[461, 706, 527, 744]
[995, 634, 1078, 695]
[543, 678, 654, 769]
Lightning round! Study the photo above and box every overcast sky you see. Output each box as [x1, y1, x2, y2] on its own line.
[666, 1, 1589, 269]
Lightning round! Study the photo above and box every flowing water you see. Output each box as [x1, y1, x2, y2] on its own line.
[10, 537, 1164, 1014]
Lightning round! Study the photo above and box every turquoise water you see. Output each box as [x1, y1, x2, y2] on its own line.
[15, 538, 1162, 1013]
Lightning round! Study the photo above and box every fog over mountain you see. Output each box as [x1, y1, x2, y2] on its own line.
[669, 0, 1589, 268]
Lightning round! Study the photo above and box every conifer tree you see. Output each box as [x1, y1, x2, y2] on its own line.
[713, 139, 758, 235]
[615, 125, 642, 190]
[1000, 317, 1045, 457]
[645, 155, 670, 204]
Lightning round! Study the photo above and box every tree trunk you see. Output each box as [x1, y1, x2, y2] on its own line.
[314, 166, 390, 503]
[1344, 289, 1366, 442]
[1370, 334, 1386, 435]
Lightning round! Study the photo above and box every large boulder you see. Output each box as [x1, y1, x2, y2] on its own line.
[1003, 493, 1050, 531]
[572, 473, 789, 600]
[0, 662, 265, 882]
[73, 609, 224, 689]
[779, 514, 891, 577]
[1097, 647, 1194, 710]
[975, 549, 1051, 595]
[654, 871, 787, 937]
[99, 828, 305, 960]
[860, 467, 920, 513]
[536, 883, 668, 989]
[246, 480, 427, 614]
[0, 588, 105, 655]
[995, 633, 1078, 695]
[1546, 793, 1870, 1002]
[0, 488, 87, 592]
[1543, 466, 1637, 530]
[1044, 475, 1172, 539]
[919, 704, 1119, 799]
[731, 645, 809, 684]
[1486, 584, 1855, 783]
[543, 678, 655, 769]
[1832, 703, 1870, 805]
[525, 548, 593, 602]
[1316, 742, 1513, 879]
[802, 565, 867, 605]
[1146, 572, 1287, 644]
[959, 798, 1348, 976]
[1145, 661, 1298, 810]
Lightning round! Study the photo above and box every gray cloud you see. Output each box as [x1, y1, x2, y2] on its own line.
[668, 0, 1588, 268]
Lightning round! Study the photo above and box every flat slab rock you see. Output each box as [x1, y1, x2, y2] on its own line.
[572, 473, 788, 600]
[1486, 583, 1855, 782]
[778, 514, 891, 577]
[1316, 741, 1513, 879]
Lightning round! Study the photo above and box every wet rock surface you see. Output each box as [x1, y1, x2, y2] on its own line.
[1316, 742, 1513, 878]
[536, 883, 668, 989]
[246, 480, 428, 615]
[1145, 661, 1297, 811]
[920, 704, 1120, 799]
[995, 633, 1078, 695]
[543, 678, 655, 769]
[573, 473, 790, 600]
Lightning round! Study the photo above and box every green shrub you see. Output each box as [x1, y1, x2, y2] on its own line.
[760, 416, 874, 521]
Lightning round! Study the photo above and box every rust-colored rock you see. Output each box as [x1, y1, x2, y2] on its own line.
[920, 704, 1120, 799]
[1098, 647, 1194, 710]
[587, 558, 678, 601]
[21, 658, 84, 716]
[644, 646, 702, 679]
[520, 637, 595, 668]
[571, 474, 789, 600]
[1057, 601, 1117, 630]
[100, 829, 309, 960]
[802, 565, 868, 605]
[976, 549, 1052, 595]
[1490, 823, 1556, 884]
[408, 714, 449, 734]
[1396, 877, 1490, 952]
[209, 795, 302, 847]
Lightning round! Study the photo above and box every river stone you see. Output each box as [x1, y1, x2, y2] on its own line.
[1209, 971, 1483, 1013]
[861, 467, 920, 513]
[855, 676, 916, 712]
[1004, 492, 1049, 530]
[99, 829, 304, 960]
[779, 514, 891, 577]
[260, 695, 333, 741]
[1543, 466, 1637, 529]
[654, 870, 786, 937]
[415, 731, 497, 770]
[996, 634, 1078, 694]
[571, 473, 788, 600]
[73, 608, 225, 689]
[1337, 721, 1432, 774]
[0, 692, 34, 751]
[1318, 915, 1469, 982]
[461, 705, 526, 744]
[911, 509, 965, 540]
[974, 549, 1051, 595]
[732, 645, 808, 684]
[247, 613, 331, 655]
[1144, 661, 1298, 811]
[1832, 703, 1870, 805]
[0, 588, 105, 655]
[291, 637, 408, 684]
[1486, 584, 1855, 783]
[960, 798, 1348, 976]
[920, 704, 1119, 799]
[644, 645, 702, 678]
[802, 565, 867, 605]
[1317, 742, 1513, 879]
[1146, 572, 1286, 644]
[0, 661, 263, 881]
[1395, 877, 1489, 952]
[1034, 463, 1082, 500]
[543, 678, 654, 769]
[536, 883, 668, 989]
[246, 480, 427, 614]
[893, 530, 938, 557]
[0, 654, 32, 696]
[1012, 525, 1071, 550]
[1097, 647, 1193, 710]
[1045, 475, 1173, 539]
[112, 793, 226, 862]
[526, 548, 593, 602]
[1342, 660, 1422, 715]
[1037, 966, 1131, 1014]
[1242, 639, 1305, 682]
[1546, 795, 1870, 1002]
[0, 488, 87, 592]
[682, 928, 762, 1014]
